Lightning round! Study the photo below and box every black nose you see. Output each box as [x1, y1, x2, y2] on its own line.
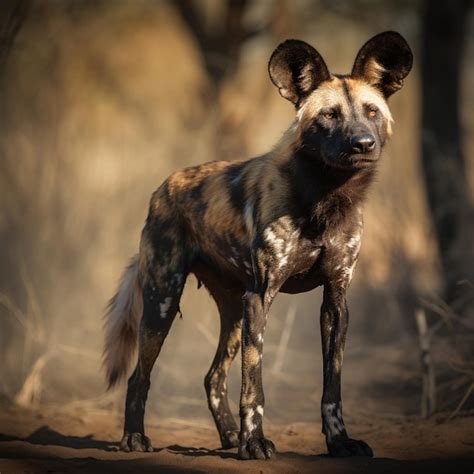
[350, 134, 376, 154]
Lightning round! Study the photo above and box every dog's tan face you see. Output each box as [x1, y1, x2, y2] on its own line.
[269, 32, 413, 170]
[295, 77, 393, 170]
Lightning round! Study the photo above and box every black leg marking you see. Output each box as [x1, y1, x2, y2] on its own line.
[204, 287, 243, 449]
[121, 266, 186, 453]
[205, 318, 241, 448]
[238, 291, 275, 460]
[320, 284, 373, 458]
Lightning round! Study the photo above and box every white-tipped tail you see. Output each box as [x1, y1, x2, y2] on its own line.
[103, 254, 142, 389]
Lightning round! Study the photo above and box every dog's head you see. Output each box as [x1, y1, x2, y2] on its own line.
[268, 32, 413, 170]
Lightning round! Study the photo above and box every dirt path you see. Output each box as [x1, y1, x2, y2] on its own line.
[0, 404, 473, 473]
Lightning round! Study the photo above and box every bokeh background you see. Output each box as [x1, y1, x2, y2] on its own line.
[0, 0, 473, 427]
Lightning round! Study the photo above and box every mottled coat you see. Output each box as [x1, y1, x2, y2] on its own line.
[103, 31, 412, 460]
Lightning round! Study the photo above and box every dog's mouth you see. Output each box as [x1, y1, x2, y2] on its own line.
[322, 153, 379, 171]
[348, 155, 379, 168]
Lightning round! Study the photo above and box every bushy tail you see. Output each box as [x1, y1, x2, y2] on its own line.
[103, 254, 142, 389]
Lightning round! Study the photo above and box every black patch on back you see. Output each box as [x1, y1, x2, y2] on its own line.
[190, 179, 209, 216]
[225, 162, 247, 213]
[190, 179, 205, 200]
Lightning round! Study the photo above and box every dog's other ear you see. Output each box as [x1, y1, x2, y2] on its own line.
[268, 39, 330, 106]
[351, 31, 413, 98]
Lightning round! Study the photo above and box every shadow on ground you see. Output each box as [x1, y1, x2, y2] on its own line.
[1, 426, 473, 474]
[0, 425, 119, 451]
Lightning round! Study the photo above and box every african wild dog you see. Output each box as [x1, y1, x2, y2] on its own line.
[103, 31, 412, 460]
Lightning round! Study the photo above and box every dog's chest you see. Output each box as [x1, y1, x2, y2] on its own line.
[200, 211, 362, 293]
[259, 213, 363, 291]
[259, 216, 322, 277]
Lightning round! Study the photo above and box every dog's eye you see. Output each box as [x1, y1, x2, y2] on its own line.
[323, 109, 337, 120]
[367, 105, 378, 119]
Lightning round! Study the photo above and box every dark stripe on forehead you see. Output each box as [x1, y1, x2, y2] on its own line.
[341, 79, 356, 118]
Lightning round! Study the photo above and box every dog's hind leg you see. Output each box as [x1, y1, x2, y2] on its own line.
[204, 284, 243, 449]
[120, 230, 188, 452]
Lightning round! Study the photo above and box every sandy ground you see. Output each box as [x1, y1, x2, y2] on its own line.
[0, 402, 473, 474]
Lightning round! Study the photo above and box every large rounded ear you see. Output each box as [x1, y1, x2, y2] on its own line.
[268, 39, 330, 106]
[351, 31, 413, 98]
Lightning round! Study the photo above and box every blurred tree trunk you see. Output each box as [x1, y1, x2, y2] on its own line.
[421, 0, 474, 314]
[0, 0, 29, 71]
[174, 0, 270, 160]
[0, 0, 30, 296]
[0, 0, 31, 395]
[175, 0, 251, 88]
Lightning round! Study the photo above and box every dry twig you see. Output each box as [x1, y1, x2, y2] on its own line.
[415, 308, 436, 417]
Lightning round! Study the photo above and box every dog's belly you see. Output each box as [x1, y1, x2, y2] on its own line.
[194, 238, 253, 284]
[192, 258, 324, 295]
[192, 237, 325, 295]
[191, 259, 248, 291]
[190, 230, 254, 290]
[280, 271, 324, 294]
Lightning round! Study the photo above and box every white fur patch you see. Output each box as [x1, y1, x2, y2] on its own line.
[210, 391, 221, 410]
[160, 297, 172, 318]
[244, 200, 254, 236]
[263, 216, 299, 271]
[342, 265, 355, 282]
[322, 402, 346, 440]
[244, 408, 256, 433]
[347, 235, 361, 251]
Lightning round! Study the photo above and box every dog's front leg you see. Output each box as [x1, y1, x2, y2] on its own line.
[320, 283, 373, 457]
[238, 290, 276, 460]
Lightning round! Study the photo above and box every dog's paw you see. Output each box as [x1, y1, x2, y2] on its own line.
[327, 436, 373, 457]
[221, 430, 240, 449]
[238, 436, 276, 460]
[120, 432, 154, 452]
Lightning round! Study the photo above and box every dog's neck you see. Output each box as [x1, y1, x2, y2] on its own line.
[271, 122, 377, 229]
[293, 151, 375, 229]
